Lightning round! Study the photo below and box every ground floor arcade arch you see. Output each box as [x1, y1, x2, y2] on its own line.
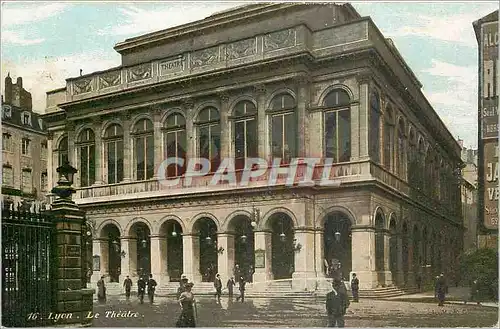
[323, 211, 352, 280]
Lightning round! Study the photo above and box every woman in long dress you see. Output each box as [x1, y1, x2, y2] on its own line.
[176, 282, 196, 327]
[97, 276, 106, 303]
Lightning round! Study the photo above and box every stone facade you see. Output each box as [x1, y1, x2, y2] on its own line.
[42, 3, 464, 290]
[2, 75, 48, 209]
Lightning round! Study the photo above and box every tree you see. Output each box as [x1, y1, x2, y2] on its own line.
[459, 248, 498, 301]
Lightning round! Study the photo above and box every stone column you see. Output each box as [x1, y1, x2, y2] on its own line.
[150, 235, 168, 285]
[350, 227, 376, 289]
[356, 74, 371, 160]
[254, 85, 268, 161]
[219, 93, 231, 161]
[128, 238, 138, 279]
[292, 228, 316, 291]
[122, 112, 132, 182]
[396, 235, 404, 286]
[51, 192, 93, 326]
[183, 234, 201, 282]
[119, 237, 131, 282]
[99, 239, 109, 278]
[407, 237, 415, 286]
[253, 230, 273, 289]
[383, 231, 393, 286]
[153, 107, 163, 179]
[296, 76, 310, 158]
[93, 118, 103, 185]
[183, 99, 196, 161]
[91, 239, 103, 284]
[314, 229, 326, 277]
[217, 233, 235, 283]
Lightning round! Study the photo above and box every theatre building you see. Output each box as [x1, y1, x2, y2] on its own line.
[43, 3, 464, 292]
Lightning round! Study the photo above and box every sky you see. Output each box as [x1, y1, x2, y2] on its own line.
[1, 1, 499, 149]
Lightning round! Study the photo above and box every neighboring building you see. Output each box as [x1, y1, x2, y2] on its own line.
[2, 75, 48, 209]
[473, 10, 499, 249]
[43, 3, 464, 291]
[458, 139, 478, 251]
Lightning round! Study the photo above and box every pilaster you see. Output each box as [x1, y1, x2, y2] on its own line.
[150, 235, 168, 285]
[219, 93, 231, 160]
[314, 229, 326, 277]
[92, 118, 103, 185]
[182, 234, 201, 282]
[292, 228, 316, 291]
[119, 237, 131, 281]
[253, 230, 273, 288]
[183, 99, 196, 161]
[99, 239, 109, 278]
[91, 238, 103, 284]
[350, 226, 377, 289]
[254, 85, 268, 160]
[217, 233, 235, 283]
[382, 232, 393, 286]
[356, 74, 371, 160]
[122, 112, 132, 182]
[296, 76, 310, 158]
[153, 106, 164, 179]
[396, 235, 404, 286]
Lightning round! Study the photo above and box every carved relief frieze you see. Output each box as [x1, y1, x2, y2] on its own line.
[253, 84, 267, 95]
[73, 77, 92, 95]
[264, 28, 296, 52]
[99, 70, 121, 89]
[191, 46, 220, 69]
[159, 56, 185, 76]
[127, 63, 152, 83]
[226, 38, 256, 60]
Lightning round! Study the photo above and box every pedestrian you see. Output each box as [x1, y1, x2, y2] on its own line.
[350, 273, 359, 302]
[176, 282, 196, 327]
[123, 275, 133, 300]
[326, 278, 350, 327]
[416, 273, 422, 292]
[434, 275, 440, 298]
[248, 265, 254, 283]
[137, 276, 146, 304]
[147, 274, 157, 304]
[234, 264, 241, 280]
[97, 276, 106, 303]
[214, 273, 222, 304]
[469, 279, 481, 305]
[236, 276, 246, 302]
[435, 273, 447, 306]
[177, 274, 189, 299]
[226, 276, 235, 299]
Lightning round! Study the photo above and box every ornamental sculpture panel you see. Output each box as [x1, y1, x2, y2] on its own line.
[191, 46, 220, 68]
[226, 38, 256, 60]
[264, 28, 295, 52]
[73, 77, 92, 95]
[98, 70, 121, 89]
[127, 63, 152, 83]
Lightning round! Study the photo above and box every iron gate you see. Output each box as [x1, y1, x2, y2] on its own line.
[2, 207, 57, 327]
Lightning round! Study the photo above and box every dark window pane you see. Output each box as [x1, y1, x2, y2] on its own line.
[177, 131, 187, 176]
[235, 121, 245, 165]
[199, 126, 210, 159]
[80, 147, 88, 187]
[370, 104, 380, 163]
[324, 90, 350, 108]
[272, 115, 283, 158]
[89, 145, 96, 185]
[117, 141, 124, 182]
[384, 124, 392, 169]
[246, 119, 257, 158]
[198, 108, 210, 122]
[210, 108, 220, 121]
[283, 94, 295, 108]
[210, 124, 221, 172]
[324, 112, 337, 162]
[338, 110, 351, 162]
[136, 137, 145, 180]
[284, 113, 296, 161]
[59, 137, 68, 151]
[146, 135, 154, 179]
[108, 142, 116, 184]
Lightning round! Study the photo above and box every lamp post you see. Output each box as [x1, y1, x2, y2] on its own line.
[51, 161, 78, 200]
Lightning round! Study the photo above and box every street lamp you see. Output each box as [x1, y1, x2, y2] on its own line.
[51, 161, 78, 199]
[171, 222, 178, 237]
[112, 239, 120, 252]
[240, 234, 248, 244]
[141, 237, 148, 249]
[334, 231, 341, 242]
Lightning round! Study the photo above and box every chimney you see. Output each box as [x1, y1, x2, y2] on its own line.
[4, 72, 12, 104]
[458, 138, 464, 148]
[16, 77, 22, 88]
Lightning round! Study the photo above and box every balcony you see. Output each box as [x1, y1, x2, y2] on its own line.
[74, 160, 372, 204]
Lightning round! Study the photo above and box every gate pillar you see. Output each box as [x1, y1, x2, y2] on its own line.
[50, 162, 94, 327]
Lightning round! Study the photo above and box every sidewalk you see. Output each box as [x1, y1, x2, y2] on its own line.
[385, 286, 498, 308]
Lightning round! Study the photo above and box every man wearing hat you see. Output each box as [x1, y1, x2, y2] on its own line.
[350, 273, 359, 302]
[326, 278, 350, 327]
[177, 274, 189, 300]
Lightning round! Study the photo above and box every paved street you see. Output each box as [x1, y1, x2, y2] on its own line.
[91, 295, 498, 327]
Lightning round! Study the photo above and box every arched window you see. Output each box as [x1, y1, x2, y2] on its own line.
[396, 119, 406, 178]
[384, 106, 394, 170]
[196, 107, 221, 172]
[233, 100, 257, 170]
[269, 93, 296, 164]
[164, 113, 187, 177]
[370, 91, 381, 163]
[323, 89, 351, 163]
[133, 119, 154, 180]
[77, 129, 95, 187]
[104, 124, 124, 184]
[58, 136, 68, 166]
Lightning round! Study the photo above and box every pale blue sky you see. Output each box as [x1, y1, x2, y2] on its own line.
[1, 1, 499, 148]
